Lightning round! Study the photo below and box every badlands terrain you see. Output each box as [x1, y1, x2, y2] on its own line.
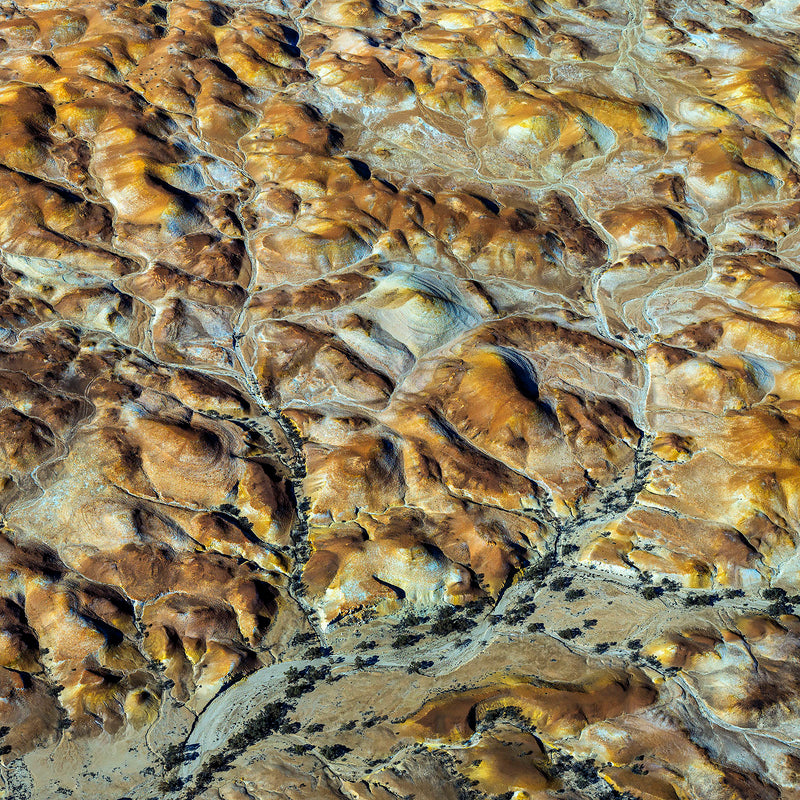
[1, 0, 800, 797]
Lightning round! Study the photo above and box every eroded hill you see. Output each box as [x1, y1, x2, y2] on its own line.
[2, 1, 800, 798]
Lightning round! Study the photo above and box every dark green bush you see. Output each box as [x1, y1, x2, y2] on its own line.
[319, 744, 351, 760]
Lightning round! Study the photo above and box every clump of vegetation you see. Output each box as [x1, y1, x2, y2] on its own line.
[429, 608, 476, 636]
[400, 610, 427, 626]
[549, 576, 572, 591]
[290, 631, 316, 647]
[279, 721, 301, 734]
[464, 597, 492, 615]
[306, 722, 324, 733]
[564, 589, 585, 601]
[768, 600, 793, 616]
[319, 743, 351, 760]
[521, 554, 554, 584]
[547, 751, 639, 798]
[157, 775, 184, 793]
[641, 585, 662, 600]
[285, 682, 313, 698]
[0, 725, 11, 755]
[229, 701, 290, 750]
[763, 587, 793, 615]
[558, 627, 582, 640]
[161, 742, 196, 771]
[481, 705, 525, 727]
[191, 751, 236, 795]
[391, 632, 423, 649]
[683, 593, 718, 607]
[503, 608, 530, 625]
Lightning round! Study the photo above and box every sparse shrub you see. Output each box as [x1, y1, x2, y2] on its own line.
[564, 589, 585, 601]
[558, 628, 581, 640]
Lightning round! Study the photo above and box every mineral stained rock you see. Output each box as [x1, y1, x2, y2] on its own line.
[0, 0, 800, 798]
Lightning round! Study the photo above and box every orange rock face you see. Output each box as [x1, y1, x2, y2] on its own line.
[0, 1, 800, 799]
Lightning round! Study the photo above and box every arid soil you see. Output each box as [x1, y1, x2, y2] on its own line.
[2, 0, 800, 798]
